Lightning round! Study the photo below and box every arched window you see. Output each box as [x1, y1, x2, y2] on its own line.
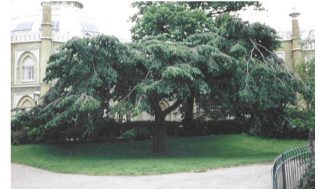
[17, 95, 35, 109]
[22, 57, 34, 81]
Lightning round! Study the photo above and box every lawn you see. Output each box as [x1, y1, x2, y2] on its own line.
[11, 134, 307, 175]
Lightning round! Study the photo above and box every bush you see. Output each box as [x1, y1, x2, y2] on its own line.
[11, 107, 47, 144]
[118, 126, 152, 141]
[134, 127, 152, 140]
[63, 120, 246, 142]
[179, 120, 246, 136]
[287, 107, 314, 131]
[12, 116, 307, 145]
[298, 154, 315, 189]
[298, 163, 315, 189]
[11, 129, 29, 145]
[120, 128, 137, 141]
[247, 109, 309, 139]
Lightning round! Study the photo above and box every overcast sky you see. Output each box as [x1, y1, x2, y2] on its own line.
[10, 0, 317, 42]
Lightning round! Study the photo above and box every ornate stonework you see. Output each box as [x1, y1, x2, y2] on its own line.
[11, 1, 99, 109]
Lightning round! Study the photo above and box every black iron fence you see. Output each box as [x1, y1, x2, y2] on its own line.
[272, 144, 311, 189]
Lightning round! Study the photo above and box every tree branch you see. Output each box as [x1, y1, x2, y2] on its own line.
[149, 95, 162, 116]
[163, 99, 183, 116]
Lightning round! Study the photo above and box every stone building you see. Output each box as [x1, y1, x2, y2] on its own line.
[11, 1, 99, 109]
[275, 11, 315, 69]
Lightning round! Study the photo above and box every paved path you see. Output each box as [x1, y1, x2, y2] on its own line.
[12, 163, 272, 189]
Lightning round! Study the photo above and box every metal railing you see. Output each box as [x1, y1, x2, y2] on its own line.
[272, 144, 311, 189]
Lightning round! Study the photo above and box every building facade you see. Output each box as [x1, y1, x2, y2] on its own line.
[275, 11, 315, 69]
[11, 1, 99, 109]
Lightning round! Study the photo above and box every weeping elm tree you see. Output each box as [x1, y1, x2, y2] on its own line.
[119, 36, 210, 153]
[131, 1, 304, 135]
[130, 1, 264, 125]
[12, 12, 304, 153]
[12, 34, 209, 153]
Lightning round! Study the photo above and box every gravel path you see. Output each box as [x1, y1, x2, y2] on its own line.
[12, 163, 272, 189]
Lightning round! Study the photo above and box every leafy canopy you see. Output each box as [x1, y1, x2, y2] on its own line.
[38, 35, 131, 134]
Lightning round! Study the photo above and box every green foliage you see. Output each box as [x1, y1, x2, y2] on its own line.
[131, 2, 263, 42]
[184, 15, 301, 138]
[287, 107, 314, 130]
[298, 153, 315, 189]
[44, 36, 131, 127]
[131, 2, 214, 41]
[185, 1, 262, 16]
[295, 58, 315, 110]
[120, 128, 138, 141]
[110, 101, 135, 116]
[11, 128, 29, 145]
[127, 37, 209, 122]
[11, 108, 46, 144]
[11, 35, 134, 139]
[213, 14, 281, 56]
[119, 127, 152, 142]
[12, 117, 308, 145]
[12, 1, 306, 146]
[290, 38, 315, 135]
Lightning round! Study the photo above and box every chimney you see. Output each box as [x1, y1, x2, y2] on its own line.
[40, 1, 53, 96]
[289, 10, 302, 69]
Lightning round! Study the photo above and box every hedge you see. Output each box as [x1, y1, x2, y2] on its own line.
[12, 119, 309, 145]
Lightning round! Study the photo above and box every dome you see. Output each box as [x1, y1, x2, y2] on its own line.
[11, 1, 99, 42]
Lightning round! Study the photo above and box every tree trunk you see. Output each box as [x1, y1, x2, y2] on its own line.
[150, 96, 183, 154]
[309, 129, 315, 154]
[182, 88, 195, 127]
[182, 95, 194, 127]
[152, 115, 167, 154]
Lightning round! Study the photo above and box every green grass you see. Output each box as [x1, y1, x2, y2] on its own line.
[11, 134, 307, 175]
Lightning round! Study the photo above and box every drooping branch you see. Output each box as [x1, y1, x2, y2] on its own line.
[116, 69, 151, 104]
[163, 99, 183, 116]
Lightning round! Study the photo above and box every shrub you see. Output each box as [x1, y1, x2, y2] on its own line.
[11, 107, 47, 144]
[12, 117, 307, 144]
[120, 128, 137, 141]
[287, 107, 314, 131]
[298, 163, 315, 189]
[247, 108, 309, 139]
[298, 153, 315, 189]
[11, 129, 29, 145]
[134, 127, 151, 140]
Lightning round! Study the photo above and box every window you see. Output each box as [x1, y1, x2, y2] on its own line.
[22, 57, 34, 81]
[52, 21, 60, 31]
[118, 114, 125, 122]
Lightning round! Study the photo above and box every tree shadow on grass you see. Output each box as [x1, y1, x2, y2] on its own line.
[28, 135, 300, 160]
